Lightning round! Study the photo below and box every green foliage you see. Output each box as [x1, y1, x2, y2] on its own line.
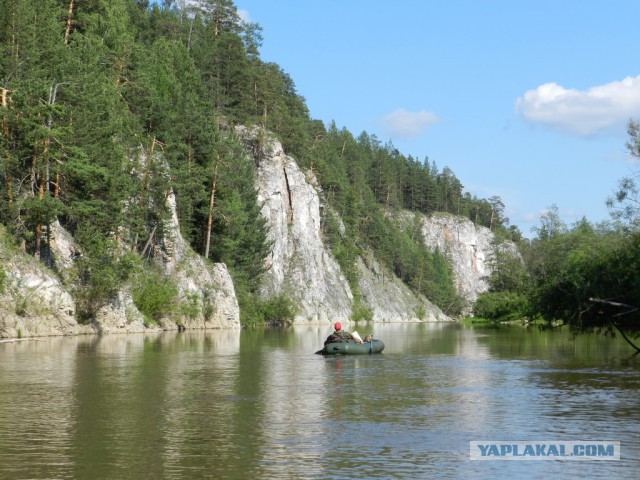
[473, 291, 528, 322]
[473, 239, 529, 321]
[350, 298, 373, 322]
[15, 295, 28, 317]
[485, 241, 529, 294]
[74, 244, 140, 321]
[237, 292, 296, 326]
[522, 213, 640, 334]
[259, 294, 297, 325]
[306, 123, 517, 237]
[211, 156, 271, 291]
[179, 292, 201, 321]
[607, 120, 640, 231]
[131, 266, 178, 323]
[0, 265, 6, 294]
[321, 209, 359, 291]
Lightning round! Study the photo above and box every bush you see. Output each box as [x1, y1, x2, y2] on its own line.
[131, 267, 178, 323]
[0, 266, 6, 294]
[238, 293, 297, 326]
[259, 294, 297, 325]
[74, 250, 141, 320]
[179, 292, 201, 321]
[350, 297, 373, 322]
[473, 291, 527, 321]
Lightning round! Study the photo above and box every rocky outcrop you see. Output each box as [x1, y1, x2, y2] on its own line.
[0, 177, 240, 339]
[398, 211, 520, 308]
[0, 225, 93, 338]
[91, 289, 154, 334]
[236, 126, 450, 325]
[158, 190, 240, 329]
[357, 251, 451, 322]
[237, 126, 353, 323]
[49, 220, 80, 281]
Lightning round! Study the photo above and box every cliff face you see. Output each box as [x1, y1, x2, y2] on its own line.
[158, 191, 240, 329]
[236, 126, 353, 323]
[0, 224, 91, 338]
[398, 212, 520, 307]
[1, 125, 519, 338]
[0, 183, 240, 339]
[356, 252, 450, 322]
[236, 126, 450, 324]
[82, 187, 240, 333]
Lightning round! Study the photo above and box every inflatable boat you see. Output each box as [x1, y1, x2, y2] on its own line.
[317, 339, 385, 355]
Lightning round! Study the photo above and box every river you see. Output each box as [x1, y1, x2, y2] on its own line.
[0, 323, 638, 479]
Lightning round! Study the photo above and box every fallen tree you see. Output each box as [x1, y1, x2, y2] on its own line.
[590, 298, 640, 353]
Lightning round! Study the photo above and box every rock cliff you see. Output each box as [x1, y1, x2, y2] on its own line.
[0, 224, 92, 338]
[396, 211, 520, 309]
[236, 126, 353, 323]
[0, 182, 240, 339]
[236, 126, 450, 325]
[1, 125, 520, 338]
[158, 190, 240, 329]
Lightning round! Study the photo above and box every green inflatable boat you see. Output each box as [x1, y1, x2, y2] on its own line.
[317, 339, 385, 355]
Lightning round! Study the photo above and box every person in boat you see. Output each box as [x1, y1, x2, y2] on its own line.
[324, 322, 363, 345]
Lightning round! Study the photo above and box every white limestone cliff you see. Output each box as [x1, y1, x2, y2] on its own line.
[0, 224, 93, 338]
[0, 182, 240, 339]
[236, 126, 450, 325]
[397, 211, 520, 310]
[158, 190, 240, 329]
[236, 126, 353, 323]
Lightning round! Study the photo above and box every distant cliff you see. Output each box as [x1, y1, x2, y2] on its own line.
[396, 211, 521, 311]
[236, 126, 450, 325]
[236, 125, 518, 323]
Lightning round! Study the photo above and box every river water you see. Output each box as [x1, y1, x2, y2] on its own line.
[1, 323, 639, 479]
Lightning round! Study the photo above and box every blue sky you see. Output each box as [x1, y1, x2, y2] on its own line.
[234, 0, 640, 236]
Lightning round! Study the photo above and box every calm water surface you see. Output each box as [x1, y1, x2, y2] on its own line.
[0, 323, 639, 479]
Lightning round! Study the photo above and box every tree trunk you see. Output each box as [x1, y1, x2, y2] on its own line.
[34, 153, 46, 262]
[140, 224, 158, 259]
[589, 298, 640, 353]
[30, 135, 41, 260]
[1, 87, 12, 204]
[134, 137, 159, 251]
[204, 160, 219, 259]
[33, 82, 64, 261]
[64, 0, 75, 45]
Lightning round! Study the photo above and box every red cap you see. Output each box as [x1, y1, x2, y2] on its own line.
[334, 322, 342, 331]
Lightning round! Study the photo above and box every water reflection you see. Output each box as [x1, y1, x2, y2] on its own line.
[0, 324, 639, 479]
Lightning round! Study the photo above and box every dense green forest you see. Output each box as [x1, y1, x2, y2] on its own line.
[1, 0, 639, 335]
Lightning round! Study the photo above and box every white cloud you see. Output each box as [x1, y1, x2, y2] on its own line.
[237, 9, 250, 23]
[378, 108, 439, 140]
[628, 154, 640, 165]
[515, 75, 640, 136]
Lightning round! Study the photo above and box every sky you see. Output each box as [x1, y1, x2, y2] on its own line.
[233, 0, 640, 237]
